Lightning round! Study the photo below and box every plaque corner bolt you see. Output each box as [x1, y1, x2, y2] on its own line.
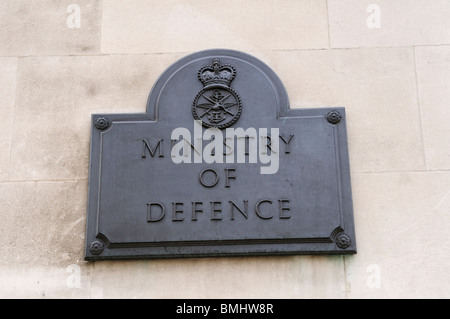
[326, 111, 342, 125]
[95, 117, 110, 130]
[335, 233, 352, 249]
[89, 240, 105, 255]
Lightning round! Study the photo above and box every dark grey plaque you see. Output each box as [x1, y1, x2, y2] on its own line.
[84, 49, 356, 260]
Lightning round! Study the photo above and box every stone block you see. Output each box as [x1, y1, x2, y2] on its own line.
[347, 172, 450, 298]
[415, 45, 450, 170]
[10, 54, 183, 180]
[90, 256, 347, 298]
[0, 180, 92, 298]
[264, 48, 425, 172]
[0, 0, 102, 56]
[328, 0, 450, 48]
[0, 58, 17, 180]
[102, 0, 329, 54]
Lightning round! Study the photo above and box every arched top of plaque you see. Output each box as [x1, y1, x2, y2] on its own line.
[146, 49, 290, 125]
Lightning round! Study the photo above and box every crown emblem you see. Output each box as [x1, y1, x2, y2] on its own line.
[192, 58, 242, 129]
[198, 58, 236, 89]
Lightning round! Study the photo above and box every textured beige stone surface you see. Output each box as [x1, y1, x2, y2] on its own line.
[0, 0, 102, 56]
[0, 0, 450, 299]
[102, 0, 329, 54]
[0, 58, 17, 180]
[347, 172, 450, 298]
[328, 0, 450, 48]
[263, 48, 425, 173]
[0, 265, 92, 299]
[0, 180, 92, 298]
[415, 45, 450, 170]
[0, 181, 87, 266]
[9, 54, 182, 181]
[90, 256, 347, 299]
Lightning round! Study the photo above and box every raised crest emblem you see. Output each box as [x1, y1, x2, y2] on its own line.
[192, 58, 242, 129]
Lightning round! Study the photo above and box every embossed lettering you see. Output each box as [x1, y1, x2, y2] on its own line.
[255, 200, 273, 220]
[224, 168, 237, 188]
[230, 200, 248, 220]
[146, 199, 291, 222]
[191, 202, 203, 221]
[210, 202, 223, 220]
[261, 136, 272, 155]
[199, 169, 219, 188]
[280, 134, 294, 154]
[142, 139, 164, 158]
[223, 137, 233, 156]
[278, 200, 291, 219]
[172, 203, 184, 222]
[147, 203, 165, 222]
[244, 136, 250, 156]
[226, 127, 257, 164]
[168, 123, 290, 175]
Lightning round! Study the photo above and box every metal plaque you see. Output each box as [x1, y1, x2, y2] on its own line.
[84, 49, 356, 260]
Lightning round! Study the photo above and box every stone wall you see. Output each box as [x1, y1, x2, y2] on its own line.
[1, 0, 449, 298]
